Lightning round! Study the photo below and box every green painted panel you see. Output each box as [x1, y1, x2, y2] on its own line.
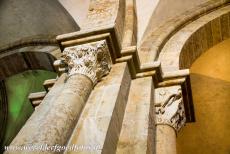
[2, 70, 56, 147]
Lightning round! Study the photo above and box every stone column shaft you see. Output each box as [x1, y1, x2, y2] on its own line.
[64, 62, 131, 154]
[6, 40, 112, 154]
[31, 74, 92, 145]
[155, 86, 186, 154]
[156, 125, 177, 154]
[116, 77, 155, 154]
[8, 75, 92, 153]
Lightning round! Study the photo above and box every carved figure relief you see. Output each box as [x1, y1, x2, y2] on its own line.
[155, 87, 186, 132]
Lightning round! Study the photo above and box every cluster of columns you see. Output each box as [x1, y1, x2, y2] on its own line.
[5, 40, 112, 154]
[5, 39, 187, 154]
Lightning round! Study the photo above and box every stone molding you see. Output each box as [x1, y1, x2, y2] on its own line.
[61, 40, 112, 85]
[139, 0, 229, 67]
[54, 0, 212, 123]
[159, 5, 230, 72]
[155, 86, 186, 132]
[56, 28, 195, 123]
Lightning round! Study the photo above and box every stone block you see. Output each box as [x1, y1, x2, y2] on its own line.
[211, 17, 222, 45]
[65, 62, 131, 154]
[220, 13, 230, 40]
[116, 77, 155, 154]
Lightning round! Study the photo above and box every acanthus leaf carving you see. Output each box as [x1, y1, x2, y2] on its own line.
[61, 40, 112, 85]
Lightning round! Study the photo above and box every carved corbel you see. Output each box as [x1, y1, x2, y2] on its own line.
[155, 86, 186, 132]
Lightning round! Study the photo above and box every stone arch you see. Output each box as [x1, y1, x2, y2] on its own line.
[0, 50, 58, 80]
[158, 4, 230, 73]
[0, 37, 63, 80]
[155, 5, 230, 153]
[138, 0, 209, 45]
[2, 1, 139, 152]
[58, 0, 91, 28]
[176, 38, 230, 154]
[0, 0, 82, 79]
[0, 0, 80, 50]
[138, 0, 229, 69]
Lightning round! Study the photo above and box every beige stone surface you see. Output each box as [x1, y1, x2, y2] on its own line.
[3, 1, 230, 154]
[6, 73, 67, 147]
[211, 17, 222, 45]
[62, 40, 112, 85]
[121, 0, 136, 48]
[159, 5, 230, 72]
[135, 0, 159, 43]
[137, 0, 229, 71]
[155, 86, 186, 133]
[177, 39, 230, 154]
[65, 62, 131, 154]
[154, 85, 186, 154]
[139, 0, 213, 46]
[6, 74, 93, 154]
[82, 0, 124, 30]
[58, 0, 126, 50]
[156, 125, 176, 154]
[189, 38, 230, 81]
[140, 0, 209, 44]
[58, 0, 90, 28]
[220, 14, 230, 40]
[116, 77, 154, 154]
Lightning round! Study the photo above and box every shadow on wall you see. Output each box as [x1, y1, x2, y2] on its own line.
[177, 39, 230, 154]
[177, 73, 230, 154]
[0, 0, 80, 49]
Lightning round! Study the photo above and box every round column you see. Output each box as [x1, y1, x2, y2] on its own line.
[155, 86, 186, 154]
[156, 125, 177, 154]
[5, 40, 112, 154]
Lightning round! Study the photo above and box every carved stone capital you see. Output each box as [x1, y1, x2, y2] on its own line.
[155, 86, 186, 132]
[61, 40, 112, 85]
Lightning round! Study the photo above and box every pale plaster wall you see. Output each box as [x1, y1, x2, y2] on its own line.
[135, 0, 159, 43]
[0, 0, 79, 48]
[177, 39, 230, 154]
[58, 0, 210, 45]
[58, 0, 90, 28]
[139, 0, 209, 44]
[59, 0, 158, 39]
